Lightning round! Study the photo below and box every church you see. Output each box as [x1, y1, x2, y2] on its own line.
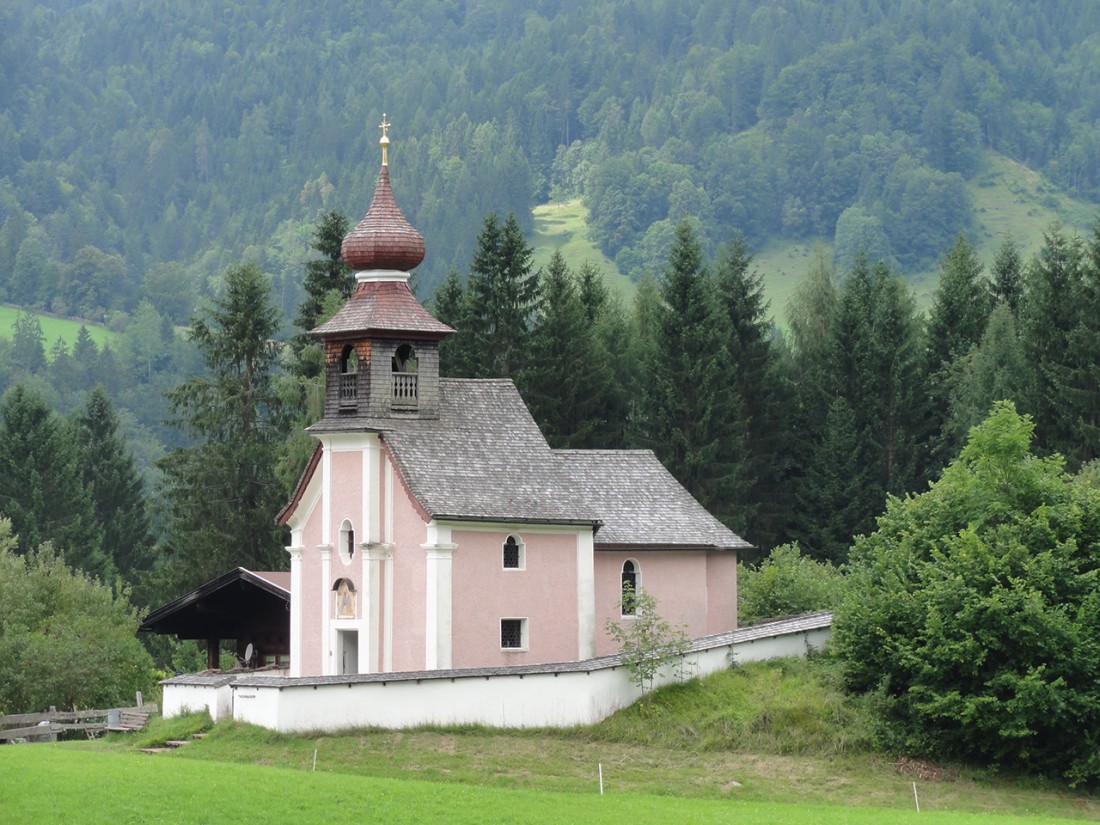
[152, 122, 822, 732]
[276, 121, 749, 679]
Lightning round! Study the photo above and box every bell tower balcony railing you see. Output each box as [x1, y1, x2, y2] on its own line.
[392, 373, 418, 409]
[339, 373, 358, 409]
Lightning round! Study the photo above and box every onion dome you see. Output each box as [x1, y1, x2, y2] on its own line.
[341, 115, 426, 272]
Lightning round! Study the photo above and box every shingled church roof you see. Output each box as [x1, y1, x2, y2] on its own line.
[304, 378, 748, 551]
[553, 449, 751, 550]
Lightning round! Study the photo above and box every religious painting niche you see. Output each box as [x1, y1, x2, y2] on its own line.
[334, 578, 357, 618]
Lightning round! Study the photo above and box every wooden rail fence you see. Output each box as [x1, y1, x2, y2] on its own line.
[0, 702, 158, 742]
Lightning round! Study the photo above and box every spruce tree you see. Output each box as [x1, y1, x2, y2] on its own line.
[294, 211, 352, 335]
[712, 235, 792, 549]
[432, 266, 475, 377]
[0, 385, 106, 576]
[925, 236, 992, 469]
[989, 236, 1024, 315]
[785, 247, 841, 557]
[1052, 219, 1100, 465]
[640, 221, 747, 527]
[791, 397, 867, 563]
[942, 304, 1029, 450]
[826, 254, 926, 546]
[463, 212, 539, 379]
[72, 387, 155, 588]
[519, 251, 618, 448]
[1020, 225, 1083, 458]
[158, 262, 290, 591]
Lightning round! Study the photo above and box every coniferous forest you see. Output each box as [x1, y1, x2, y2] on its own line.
[3, 2, 1100, 778]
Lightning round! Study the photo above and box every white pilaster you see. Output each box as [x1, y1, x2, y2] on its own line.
[422, 522, 456, 670]
[364, 436, 381, 544]
[286, 545, 304, 677]
[576, 530, 596, 660]
[319, 545, 332, 675]
[360, 542, 392, 674]
[383, 459, 395, 672]
[321, 443, 332, 546]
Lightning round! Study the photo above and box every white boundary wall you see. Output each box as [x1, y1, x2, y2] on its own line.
[163, 613, 831, 733]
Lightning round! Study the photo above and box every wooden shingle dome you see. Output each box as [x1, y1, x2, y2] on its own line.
[340, 117, 425, 272]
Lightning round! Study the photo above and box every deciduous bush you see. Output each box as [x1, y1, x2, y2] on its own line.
[737, 543, 847, 625]
[834, 402, 1100, 785]
[0, 520, 156, 714]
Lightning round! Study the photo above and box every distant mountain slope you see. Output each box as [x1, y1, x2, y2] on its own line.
[2, 0, 1098, 322]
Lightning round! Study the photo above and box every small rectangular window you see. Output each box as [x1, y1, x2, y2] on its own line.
[500, 618, 526, 649]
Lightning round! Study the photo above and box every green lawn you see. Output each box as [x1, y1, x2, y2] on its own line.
[0, 304, 118, 351]
[32, 662, 1097, 823]
[0, 746, 1089, 825]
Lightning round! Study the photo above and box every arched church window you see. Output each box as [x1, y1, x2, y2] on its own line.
[502, 534, 525, 570]
[621, 559, 639, 616]
[339, 519, 355, 564]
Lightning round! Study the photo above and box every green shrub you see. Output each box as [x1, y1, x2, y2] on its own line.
[835, 403, 1100, 785]
[738, 543, 847, 625]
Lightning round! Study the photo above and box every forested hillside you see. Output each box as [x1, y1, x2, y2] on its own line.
[2, 0, 1100, 322]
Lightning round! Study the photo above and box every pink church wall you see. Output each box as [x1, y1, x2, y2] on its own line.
[387, 463, 429, 672]
[450, 529, 580, 668]
[706, 551, 738, 634]
[330, 451, 362, 544]
[295, 482, 325, 676]
[593, 550, 736, 656]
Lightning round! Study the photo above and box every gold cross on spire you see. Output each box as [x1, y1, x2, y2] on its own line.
[379, 113, 391, 166]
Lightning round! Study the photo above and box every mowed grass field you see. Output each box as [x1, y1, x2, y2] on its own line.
[0, 746, 1090, 825]
[0, 304, 118, 351]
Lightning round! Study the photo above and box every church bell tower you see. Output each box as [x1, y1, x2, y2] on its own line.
[310, 115, 453, 421]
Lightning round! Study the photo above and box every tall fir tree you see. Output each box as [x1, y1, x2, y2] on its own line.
[0, 385, 106, 576]
[639, 221, 748, 528]
[989, 236, 1024, 315]
[791, 396, 868, 563]
[942, 303, 1029, 450]
[10, 312, 46, 375]
[825, 254, 926, 550]
[72, 386, 155, 592]
[158, 262, 290, 591]
[712, 235, 792, 549]
[294, 211, 352, 335]
[432, 266, 475, 377]
[462, 212, 539, 379]
[519, 251, 619, 448]
[1021, 225, 1083, 459]
[1052, 219, 1100, 465]
[784, 246, 841, 559]
[924, 235, 992, 469]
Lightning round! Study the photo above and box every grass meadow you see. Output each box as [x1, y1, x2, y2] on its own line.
[0, 304, 118, 352]
[4, 660, 1095, 824]
[753, 150, 1099, 324]
[0, 746, 1090, 825]
[531, 152, 1099, 331]
[531, 199, 635, 304]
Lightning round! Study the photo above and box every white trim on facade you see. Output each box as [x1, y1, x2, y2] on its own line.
[286, 545, 304, 678]
[575, 531, 595, 659]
